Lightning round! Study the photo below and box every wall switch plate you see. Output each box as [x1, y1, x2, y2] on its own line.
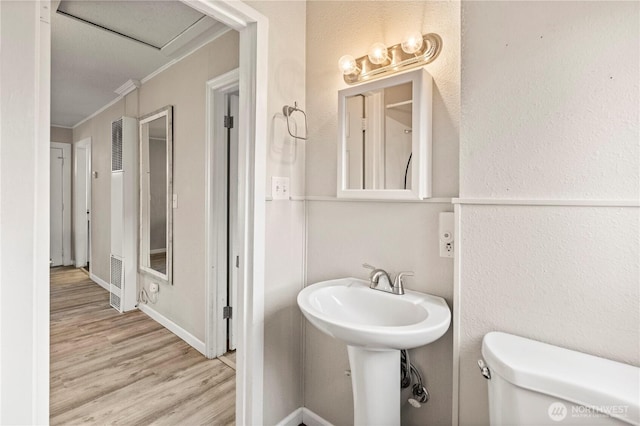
[271, 176, 290, 200]
[172, 194, 178, 208]
[439, 212, 454, 258]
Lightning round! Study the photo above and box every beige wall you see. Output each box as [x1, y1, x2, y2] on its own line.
[136, 30, 239, 339]
[51, 126, 72, 143]
[457, 2, 639, 424]
[73, 31, 240, 340]
[304, 2, 460, 425]
[244, 1, 307, 423]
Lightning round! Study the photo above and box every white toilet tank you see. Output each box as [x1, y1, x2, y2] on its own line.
[481, 332, 639, 426]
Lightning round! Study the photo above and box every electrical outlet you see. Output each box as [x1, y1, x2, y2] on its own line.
[271, 176, 290, 200]
[439, 212, 454, 258]
[149, 283, 159, 294]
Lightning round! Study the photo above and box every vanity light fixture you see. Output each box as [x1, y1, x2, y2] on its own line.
[338, 33, 442, 84]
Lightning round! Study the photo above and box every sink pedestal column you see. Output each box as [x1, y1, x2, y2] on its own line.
[347, 346, 400, 426]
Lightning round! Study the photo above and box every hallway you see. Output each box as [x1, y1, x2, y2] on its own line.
[50, 267, 235, 425]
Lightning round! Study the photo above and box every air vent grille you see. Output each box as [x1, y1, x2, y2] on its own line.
[111, 119, 123, 171]
[110, 256, 123, 289]
[110, 293, 121, 310]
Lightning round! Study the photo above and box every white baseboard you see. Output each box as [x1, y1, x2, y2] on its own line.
[277, 408, 302, 426]
[276, 408, 334, 426]
[138, 303, 206, 356]
[90, 273, 110, 291]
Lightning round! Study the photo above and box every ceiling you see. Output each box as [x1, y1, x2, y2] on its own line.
[51, 1, 227, 128]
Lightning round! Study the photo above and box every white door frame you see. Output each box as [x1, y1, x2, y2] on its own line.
[184, 2, 268, 425]
[73, 137, 91, 269]
[50, 142, 72, 266]
[205, 68, 239, 359]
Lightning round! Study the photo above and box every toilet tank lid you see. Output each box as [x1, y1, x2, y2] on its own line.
[482, 332, 640, 425]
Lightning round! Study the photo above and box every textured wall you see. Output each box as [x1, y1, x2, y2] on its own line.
[457, 2, 640, 424]
[460, 1, 639, 199]
[304, 3, 460, 424]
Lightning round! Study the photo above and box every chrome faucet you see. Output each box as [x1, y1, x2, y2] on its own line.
[362, 263, 413, 295]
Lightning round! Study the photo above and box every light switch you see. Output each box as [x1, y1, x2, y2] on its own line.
[172, 194, 178, 208]
[271, 177, 290, 200]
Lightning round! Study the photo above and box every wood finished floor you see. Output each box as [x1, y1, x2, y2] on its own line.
[50, 267, 235, 425]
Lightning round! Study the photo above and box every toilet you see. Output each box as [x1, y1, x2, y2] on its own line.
[480, 332, 640, 425]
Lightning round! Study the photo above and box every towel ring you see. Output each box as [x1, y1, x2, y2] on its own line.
[282, 101, 308, 140]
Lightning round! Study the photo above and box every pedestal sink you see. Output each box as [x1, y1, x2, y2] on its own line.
[297, 277, 451, 426]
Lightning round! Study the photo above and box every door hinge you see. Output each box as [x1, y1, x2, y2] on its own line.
[361, 118, 367, 131]
[224, 115, 234, 129]
[223, 306, 233, 319]
[235, 255, 239, 268]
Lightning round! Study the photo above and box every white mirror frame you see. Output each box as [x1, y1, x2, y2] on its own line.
[138, 105, 173, 285]
[337, 67, 432, 199]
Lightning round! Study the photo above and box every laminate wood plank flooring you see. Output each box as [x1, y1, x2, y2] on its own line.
[50, 267, 235, 425]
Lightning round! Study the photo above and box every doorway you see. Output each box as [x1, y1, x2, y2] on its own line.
[50, 142, 71, 267]
[73, 137, 91, 270]
[205, 69, 240, 358]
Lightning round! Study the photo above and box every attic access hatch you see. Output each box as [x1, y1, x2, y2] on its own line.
[56, 0, 226, 56]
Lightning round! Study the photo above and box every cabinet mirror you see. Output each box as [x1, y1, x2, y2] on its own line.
[139, 106, 173, 284]
[337, 68, 432, 199]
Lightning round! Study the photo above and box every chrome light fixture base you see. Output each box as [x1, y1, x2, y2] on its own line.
[343, 33, 442, 85]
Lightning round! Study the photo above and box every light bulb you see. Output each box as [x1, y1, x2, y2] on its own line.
[367, 42, 388, 65]
[338, 55, 359, 75]
[401, 32, 424, 54]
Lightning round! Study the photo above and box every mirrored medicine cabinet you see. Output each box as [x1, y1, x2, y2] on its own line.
[337, 68, 432, 200]
[139, 105, 173, 285]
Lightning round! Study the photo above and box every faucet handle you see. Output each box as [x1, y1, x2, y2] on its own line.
[393, 271, 414, 293]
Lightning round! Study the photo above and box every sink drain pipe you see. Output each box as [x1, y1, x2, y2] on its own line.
[400, 349, 429, 407]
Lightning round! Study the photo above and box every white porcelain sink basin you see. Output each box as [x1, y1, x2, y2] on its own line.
[297, 277, 451, 350]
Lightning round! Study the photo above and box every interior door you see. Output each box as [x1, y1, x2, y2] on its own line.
[228, 93, 239, 351]
[74, 142, 91, 268]
[50, 147, 64, 266]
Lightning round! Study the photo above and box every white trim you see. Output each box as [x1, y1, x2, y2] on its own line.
[149, 248, 167, 255]
[51, 124, 73, 129]
[138, 303, 206, 356]
[114, 79, 141, 97]
[89, 273, 109, 291]
[72, 95, 123, 130]
[304, 195, 453, 204]
[276, 407, 302, 426]
[451, 204, 462, 426]
[452, 198, 639, 207]
[276, 408, 335, 426]
[145, 27, 232, 83]
[50, 142, 72, 266]
[303, 408, 336, 426]
[205, 68, 240, 360]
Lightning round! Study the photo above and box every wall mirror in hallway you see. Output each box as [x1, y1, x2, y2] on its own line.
[337, 68, 433, 200]
[139, 105, 173, 284]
